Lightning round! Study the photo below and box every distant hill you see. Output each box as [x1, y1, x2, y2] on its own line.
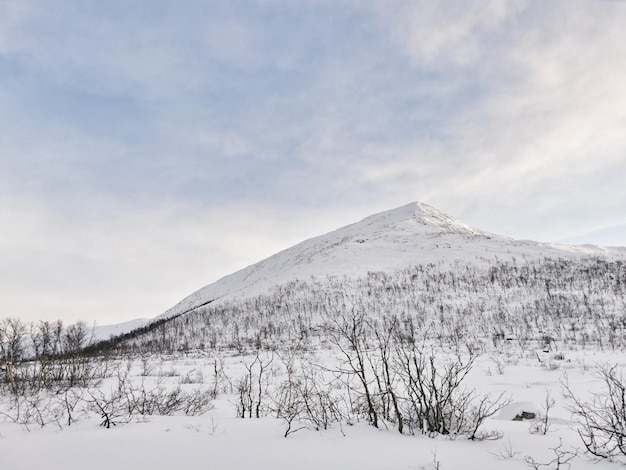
[92, 318, 148, 341]
[559, 224, 626, 247]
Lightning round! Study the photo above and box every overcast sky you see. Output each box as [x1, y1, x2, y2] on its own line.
[1, 0, 625, 325]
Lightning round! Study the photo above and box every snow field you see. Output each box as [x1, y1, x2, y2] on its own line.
[1, 347, 624, 470]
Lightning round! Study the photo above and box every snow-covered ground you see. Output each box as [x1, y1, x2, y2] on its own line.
[1, 347, 624, 470]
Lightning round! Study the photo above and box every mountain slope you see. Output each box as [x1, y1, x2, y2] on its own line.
[155, 202, 626, 322]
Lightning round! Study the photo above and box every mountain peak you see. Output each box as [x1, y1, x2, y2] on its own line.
[355, 201, 479, 235]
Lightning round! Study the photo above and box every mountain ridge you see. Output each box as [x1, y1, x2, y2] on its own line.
[559, 223, 626, 247]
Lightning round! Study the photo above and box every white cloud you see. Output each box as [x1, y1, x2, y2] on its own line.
[353, 1, 626, 240]
[456, 2, 626, 228]
[379, 0, 526, 67]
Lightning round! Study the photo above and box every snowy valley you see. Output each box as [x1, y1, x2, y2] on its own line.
[2, 202, 626, 470]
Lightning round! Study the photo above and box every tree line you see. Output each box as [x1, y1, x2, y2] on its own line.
[98, 256, 626, 355]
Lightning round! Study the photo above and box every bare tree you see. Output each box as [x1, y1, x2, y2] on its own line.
[372, 318, 403, 433]
[326, 307, 379, 428]
[0, 318, 27, 394]
[236, 352, 274, 418]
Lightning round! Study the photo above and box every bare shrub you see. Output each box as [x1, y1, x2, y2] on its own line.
[563, 365, 626, 462]
[395, 345, 509, 438]
[524, 438, 578, 470]
[529, 390, 555, 435]
[273, 355, 346, 437]
[87, 367, 214, 428]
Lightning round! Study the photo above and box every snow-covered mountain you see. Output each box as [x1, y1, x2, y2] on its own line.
[92, 318, 149, 341]
[559, 223, 626, 247]
[155, 202, 626, 322]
